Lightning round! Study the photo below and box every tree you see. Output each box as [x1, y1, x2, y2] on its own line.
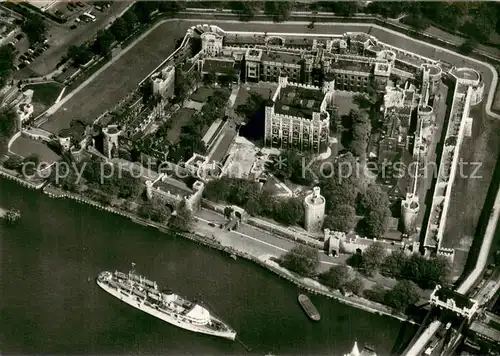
[364, 285, 386, 304]
[224, 206, 234, 219]
[0, 106, 18, 138]
[122, 8, 139, 31]
[203, 72, 216, 86]
[323, 204, 357, 232]
[264, 1, 291, 22]
[345, 277, 364, 296]
[458, 39, 477, 55]
[139, 198, 171, 224]
[347, 109, 370, 160]
[385, 280, 419, 313]
[0, 45, 15, 88]
[319, 265, 350, 289]
[383, 250, 408, 277]
[22, 15, 47, 44]
[169, 200, 194, 232]
[3, 155, 22, 171]
[280, 245, 319, 276]
[93, 29, 115, 56]
[360, 242, 387, 275]
[110, 17, 130, 42]
[20, 154, 40, 177]
[230, 2, 257, 21]
[68, 45, 93, 66]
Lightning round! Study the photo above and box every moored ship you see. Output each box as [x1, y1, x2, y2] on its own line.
[298, 294, 320, 321]
[96, 265, 236, 340]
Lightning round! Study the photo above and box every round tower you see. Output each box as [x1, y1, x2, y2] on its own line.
[401, 193, 420, 233]
[304, 186, 326, 233]
[102, 125, 122, 159]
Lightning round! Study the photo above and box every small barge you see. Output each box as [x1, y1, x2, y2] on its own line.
[298, 294, 320, 321]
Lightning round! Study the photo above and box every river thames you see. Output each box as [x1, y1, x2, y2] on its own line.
[0, 178, 417, 355]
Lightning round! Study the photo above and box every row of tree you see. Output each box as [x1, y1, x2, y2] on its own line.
[204, 177, 305, 226]
[349, 242, 450, 289]
[138, 198, 194, 231]
[279, 246, 420, 314]
[67, 1, 185, 66]
[0, 107, 17, 154]
[0, 45, 15, 90]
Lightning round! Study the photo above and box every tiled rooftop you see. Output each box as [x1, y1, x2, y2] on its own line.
[273, 86, 324, 120]
[153, 176, 192, 198]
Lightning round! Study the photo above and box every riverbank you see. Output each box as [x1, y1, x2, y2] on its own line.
[0, 167, 44, 190]
[41, 183, 412, 323]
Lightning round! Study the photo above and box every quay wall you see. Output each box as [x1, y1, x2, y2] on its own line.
[0, 168, 44, 190]
[41, 184, 411, 324]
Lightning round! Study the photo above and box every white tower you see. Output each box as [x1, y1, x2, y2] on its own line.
[102, 125, 122, 159]
[304, 186, 326, 233]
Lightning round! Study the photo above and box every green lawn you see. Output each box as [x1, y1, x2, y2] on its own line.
[24, 82, 63, 106]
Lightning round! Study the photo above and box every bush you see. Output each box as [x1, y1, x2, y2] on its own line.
[280, 245, 319, 276]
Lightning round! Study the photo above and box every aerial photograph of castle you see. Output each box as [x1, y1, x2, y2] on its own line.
[0, 1, 499, 355]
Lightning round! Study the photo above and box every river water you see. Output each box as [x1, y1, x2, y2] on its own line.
[0, 178, 416, 355]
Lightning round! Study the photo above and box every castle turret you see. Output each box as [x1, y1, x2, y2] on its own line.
[401, 193, 420, 233]
[102, 125, 122, 159]
[304, 187, 326, 233]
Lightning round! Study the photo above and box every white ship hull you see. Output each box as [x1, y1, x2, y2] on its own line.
[97, 277, 236, 340]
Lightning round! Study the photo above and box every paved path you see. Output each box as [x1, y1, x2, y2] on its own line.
[196, 208, 340, 270]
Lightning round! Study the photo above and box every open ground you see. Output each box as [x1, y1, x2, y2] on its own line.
[9, 137, 60, 163]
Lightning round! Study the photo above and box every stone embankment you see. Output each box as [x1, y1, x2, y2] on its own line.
[41, 184, 412, 323]
[0, 168, 44, 189]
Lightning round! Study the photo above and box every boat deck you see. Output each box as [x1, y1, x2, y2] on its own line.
[298, 294, 321, 321]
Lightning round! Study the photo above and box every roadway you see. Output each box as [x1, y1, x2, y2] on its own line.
[195, 208, 339, 270]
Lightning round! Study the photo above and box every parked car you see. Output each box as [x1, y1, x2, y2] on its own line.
[23, 60, 30, 65]
[15, 34, 23, 40]
[18, 63, 26, 69]
[76, 2, 85, 7]
[70, 24, 77, 30]
[67, 5, 74, 11]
